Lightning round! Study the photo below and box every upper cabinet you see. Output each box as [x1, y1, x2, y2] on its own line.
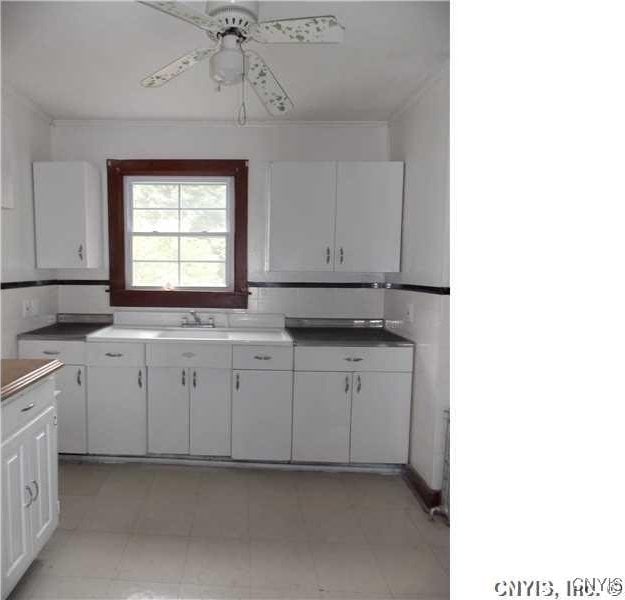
[268, 161, 404, 273]
[33, 161, 102, 269]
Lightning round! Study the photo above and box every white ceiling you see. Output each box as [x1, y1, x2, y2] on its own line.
[2, 1, 449, 122]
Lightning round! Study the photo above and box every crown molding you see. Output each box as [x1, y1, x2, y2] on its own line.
[1, 83, 54, 125]
[389, 58, 450, 123]
[51, 118, 389, 129]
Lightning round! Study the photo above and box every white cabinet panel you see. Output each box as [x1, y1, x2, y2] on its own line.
[33, 161, 101, 269]
[293, 372, 351, 463]
[87, 367, 147, 456]
[294, 346, 414, 373]
[231, 370, 293, 461]
[147, 343, 231, 369]
[148, 368, 189, 455]
[232, 345, 293, 371]
[335, 162, 403, 272]
[55, 366, 87, 454]
[87, 343, 145, 367]
[190, 368, 231, 456]
[268, 162, 337, 271]
[350, 372, 412, 464]
[19, 340, 86, 365]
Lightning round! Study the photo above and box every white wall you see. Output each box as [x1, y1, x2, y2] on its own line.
[384, 64, 450, 489]
[1, 87, 58, 357]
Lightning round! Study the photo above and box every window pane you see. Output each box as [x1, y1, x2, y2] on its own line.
[180, 210, 227, 233]
[133, 210, 179, 233]
[181, 184, 227, 209]
[133, 184, 178, 208]
[180, 262, 226, 287]
[133, 262, 179, 287]
[132, 236, 178, 261]
[180, 237, 226, 261]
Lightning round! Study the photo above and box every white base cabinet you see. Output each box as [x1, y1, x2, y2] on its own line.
[87, 367, 147, 456]
[54, 365, 87, 454]
[231, 370, 293, 461]
[148, 368, 189, 455]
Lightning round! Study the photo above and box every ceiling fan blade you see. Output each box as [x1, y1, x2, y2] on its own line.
[141, 47, 214, 87]
[248, 16, 344, 44]
[244, 51, 294, 116]
[137, 1, 222, 38]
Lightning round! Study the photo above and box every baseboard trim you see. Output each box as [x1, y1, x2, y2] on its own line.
[402, 465, 442, 510]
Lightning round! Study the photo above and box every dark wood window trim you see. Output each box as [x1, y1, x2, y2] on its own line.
[107, 159, 248, 308]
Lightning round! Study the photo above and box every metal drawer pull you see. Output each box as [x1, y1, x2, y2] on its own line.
[344, 375, 350, 393]
[105, 352, 123, 358]
[344, 357, 363, 362]
[182, 370, 186, 386]
[339, 247, 344, 264]
[253, 355, 272, 360]
[24, 485, 34, 508]
[77, 369, 82, 386]
[138, 370, 143, 388]
[325, 246, 331, 264]
[78, 244, 84, 261]
[31, 481, 39, 502]
[235, 372, 240, 390]
[182, 352, 196, 358]
[21, 403, 36, 413]
[356, 375, 362, 393]
[43, 350, 60, 356]
[193, 371, 197, 388]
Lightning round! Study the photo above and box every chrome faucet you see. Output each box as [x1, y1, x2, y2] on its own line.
[189, 310, 202, 325]
[181, 311, 216, 328]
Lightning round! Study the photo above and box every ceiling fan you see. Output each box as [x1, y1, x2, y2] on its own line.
[138, 1, 345, 119]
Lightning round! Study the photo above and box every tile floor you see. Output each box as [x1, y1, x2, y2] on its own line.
[9, 462, 449, 600]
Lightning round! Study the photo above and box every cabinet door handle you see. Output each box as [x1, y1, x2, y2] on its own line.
[21, 403, 35, 413]
[105, 352, 123, 358]
[78, 244, 84, 261]
[325, 246, 331, 264]
[253, 355, 272, 361]
[182, 352, 196, 358]
[76, 369, 82, 386]
[24, 485, 34, 508]
[356, 375, 362, 393]
[235, 372, 240, 390]
[31, 480, 39, 502]
[43, 350, 60, 356]
[193, 370, 197, 388]
[344, 357, 363, 362]
[339, 247, 344, 264]
[182, 369, 186, 386]
[138, 370, 143, 388]
[345, 375, 350, 393]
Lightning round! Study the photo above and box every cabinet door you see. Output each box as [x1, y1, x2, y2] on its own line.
[293, 372, 351, 463]
[28, 406, 59, 556]
[231, 370, 293, 461]
[268, 162, 337, 271]
[350, 372, 412, 463]
[87, 367, 147, 456]
[33, 162, 88, 268]
[1, 432, 32, 597]
[148, 368, 190, 455]
[190, 368, 231, 456]
[55, 365, 87, 454]
[335, 162, 404, 272]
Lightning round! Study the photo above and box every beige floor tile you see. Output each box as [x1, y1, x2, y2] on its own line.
[320, 591, 393, 599]
[371, 545, 449, 598]
[244, 587, 322, 599]
[135, 497, 196, 536]
[342, 477, 416, 510]
[246, 472, 300, 507]
[118, 534, 189, 584]
[107, 579, 181, 599]
[429, 545, 449, 575]
[191, 498, 249, 540]
[310, 543, 388, 595]
[356, 509, 423, 547]
[38, 530, 73, 561]
[197, 471, 250, 501]
[58, 496, 91, 530]
[183, 538, 250, 588]
[98, 467, 155, 500]
[44, 531, 129, 579]
[148, 467, 201, 499]
[301, 506, 366, 544]
[296, 475, 352, 510]
[59, 464, 111, 496]
[249, 541, 318, 591]
[26, 576, 112, 599]
[179, 584, 248, 599]
[405, 510, 449, 549]
[79, 497, 143, 533]
[248, 504, 307, 541]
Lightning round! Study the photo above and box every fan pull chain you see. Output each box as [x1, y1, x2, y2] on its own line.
[237, 52, 247, 126]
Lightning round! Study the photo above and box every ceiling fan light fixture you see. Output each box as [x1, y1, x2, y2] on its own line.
[209, 34, 244, 85]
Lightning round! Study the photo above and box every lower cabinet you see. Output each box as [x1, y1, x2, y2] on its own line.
[350, 371, 412, 463]
[2, 403, 58, 600]
[293, 372, 351, 463]
[54, 365, 87, 454]
[87, 367, 147, 455]
[231, 370, 293, 461]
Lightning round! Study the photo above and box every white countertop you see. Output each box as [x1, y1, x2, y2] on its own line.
[86, 326, 293, 346]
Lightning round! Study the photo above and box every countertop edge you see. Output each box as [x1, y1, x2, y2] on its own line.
[1, 359, 64, 402]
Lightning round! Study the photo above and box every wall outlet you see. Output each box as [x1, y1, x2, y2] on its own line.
[406, 304, 415, 324]
[22, 299, 34, 318]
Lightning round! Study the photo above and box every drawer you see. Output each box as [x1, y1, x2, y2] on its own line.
[146, 343, 231, 368]
[87, 342, 145, 366]
[2, 377, 56, 440]
[19, 339, 85, 364]
[233, 345, 293, 371]
[294, 346, 413, 372]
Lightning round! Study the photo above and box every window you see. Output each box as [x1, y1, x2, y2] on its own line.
[108, 160, 248, 308]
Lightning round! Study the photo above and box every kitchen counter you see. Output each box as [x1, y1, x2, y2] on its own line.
[17, 322, 109, 341]
[1, 359, 64, 402]
[286, 327, 413, 347]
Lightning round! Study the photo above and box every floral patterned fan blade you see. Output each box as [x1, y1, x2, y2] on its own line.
[141, 47, 215, 88]
[138, 1, 222, 39]
[244, 51, 294, 116]
[248, 16, 344, 44]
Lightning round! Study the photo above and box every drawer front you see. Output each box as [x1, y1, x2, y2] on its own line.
[233, 345, 293, 371]
[146, 343, 232, 368]
[87, 342, 145, 367]
[19, 339, 85, 364]
[294, 346, 413, 372]
[2, 377, 56, 440]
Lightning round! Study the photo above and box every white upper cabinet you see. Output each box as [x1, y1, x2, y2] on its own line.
[334, 162, 404, 272]
[268, 162, 337, 271]
[268, 161, 403, 273]
[33, 161, 102, 269]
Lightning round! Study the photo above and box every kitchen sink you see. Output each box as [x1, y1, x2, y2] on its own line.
[155, 329, 231, 340]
